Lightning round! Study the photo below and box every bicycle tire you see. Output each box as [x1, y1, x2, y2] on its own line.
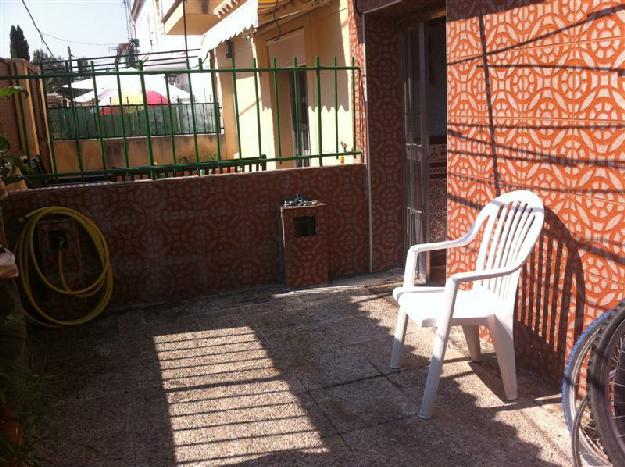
[589, 307, 625, 467]
[562, 310, 614, 465]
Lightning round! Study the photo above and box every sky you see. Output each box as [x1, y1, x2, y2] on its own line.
[0, 0, 130, 60]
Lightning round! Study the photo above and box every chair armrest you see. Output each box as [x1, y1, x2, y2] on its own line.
[403, 234, 474, 288]
[447, 265, 521, 285]
[408, 237, 470, 253]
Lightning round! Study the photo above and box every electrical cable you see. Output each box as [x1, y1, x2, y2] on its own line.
[19, 0, 54, 56]
[41, 32, 118, 47]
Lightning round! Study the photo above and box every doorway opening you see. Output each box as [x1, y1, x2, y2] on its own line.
[402, 14, 447, 284]
[289, 69, 311, 167]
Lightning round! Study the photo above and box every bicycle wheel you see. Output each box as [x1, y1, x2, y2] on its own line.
[562, 310, 614, 465]
[589, 310, 625, 467]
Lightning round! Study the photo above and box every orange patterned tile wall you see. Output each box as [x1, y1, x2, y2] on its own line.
[1, 165, 369, 308]
[447, 0, 625, 380]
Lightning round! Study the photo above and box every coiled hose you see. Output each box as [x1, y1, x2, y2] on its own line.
[15, 207, 112, 327]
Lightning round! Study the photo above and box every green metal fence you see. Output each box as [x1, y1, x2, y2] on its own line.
[3, 57, 362, 185]
[48, 102, 219, 140]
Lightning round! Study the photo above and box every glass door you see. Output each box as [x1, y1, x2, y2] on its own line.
[402, 24, 430, 283]
[289, 70, 310, 167]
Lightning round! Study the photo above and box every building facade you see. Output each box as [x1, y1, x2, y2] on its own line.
[352, 0, 625, 382]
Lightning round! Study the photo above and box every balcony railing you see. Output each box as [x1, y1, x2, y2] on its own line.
[48, 102, 219, 140]
[2, 57, 362, 185]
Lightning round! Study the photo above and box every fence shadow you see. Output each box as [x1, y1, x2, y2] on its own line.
[30, 284, 567, 465]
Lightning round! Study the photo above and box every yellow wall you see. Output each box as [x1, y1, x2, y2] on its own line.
[53, 134, 225, 173]
[213, 0, 358, 170]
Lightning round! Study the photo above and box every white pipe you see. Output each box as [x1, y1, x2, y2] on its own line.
[361, 7, 374, 274]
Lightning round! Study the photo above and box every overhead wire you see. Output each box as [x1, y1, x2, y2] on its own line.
[41, 32, 118, 47]
[19, 0, 54, 56]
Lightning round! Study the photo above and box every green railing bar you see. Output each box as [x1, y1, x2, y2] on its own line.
[89, 101, 98, 137]
[0, 65, 360, 80]
[334, 56, 339, 157]
[187, 61, 200, 164]
[208, 58, 222, 162]
[6, 151, 364, 183]
[293, 57, 301, 159]
[316, 56, 323, 166]
[138, 61, 155, 169]
[40, 62, 58, 174]
[159, 98, 166, 133]
[90, 62, 107, 169]
[114, 63, 130, 169]
[253, 57, 262, 157]
[351, 56, 357, 152]
[231, 57, 242, 158]
[272, 57, 282, 161]
[164, 73, 177, 166]
[65, 61, 84, 173]
[11, 63, 31, 160]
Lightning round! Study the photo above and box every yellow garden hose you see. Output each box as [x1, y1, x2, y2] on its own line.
[15, 207, 113, 327]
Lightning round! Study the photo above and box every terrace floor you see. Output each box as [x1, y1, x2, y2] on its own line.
[33, 272, 571, 466]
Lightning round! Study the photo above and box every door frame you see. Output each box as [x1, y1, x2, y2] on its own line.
[401, 22, 431, 282]
[400, 8, 447, 282]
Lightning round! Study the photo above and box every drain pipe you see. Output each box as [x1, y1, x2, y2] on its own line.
[358, 4, 374, 274]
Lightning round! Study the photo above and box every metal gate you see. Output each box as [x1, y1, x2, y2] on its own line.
[402, 24, 430, 283]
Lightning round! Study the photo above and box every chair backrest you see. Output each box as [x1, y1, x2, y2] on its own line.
[472, 190, 544, 304]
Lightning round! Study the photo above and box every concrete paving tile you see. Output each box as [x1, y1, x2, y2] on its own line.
[233, 435, 355, 466]
[171, 432, 347, 465]
[33, 274, 573, 466]
[289, 350, 382, 391]
[258, 325, 346, 358]
[132, 428, 178, 466]
[247, 304, 349, 333]
[318, 315, 392, 347]
[44, 393, 130, 442]
[342, 413, 565, 466]
[347, 332, 432, 375]
[38, 432, 135, 467]
[309, 376, 419, 433]
[168, 392, 337, 438]
[157, 347, 271, 372]
[162, 365, 284, 389]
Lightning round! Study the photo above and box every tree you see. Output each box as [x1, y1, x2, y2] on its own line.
[32, 48, 66, 93]
[9, 26, 30, 61]
[31, 48, 47, 66]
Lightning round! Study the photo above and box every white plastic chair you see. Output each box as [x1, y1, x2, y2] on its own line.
[390, 190, 544, 419]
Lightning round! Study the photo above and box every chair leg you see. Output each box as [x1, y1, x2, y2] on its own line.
[390, 308, 409, 369]
[462, 325, 481, 362]
[419, 322, 452, 420]
[488, 315, 517, 401]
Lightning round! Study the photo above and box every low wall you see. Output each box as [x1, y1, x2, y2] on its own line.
[1, 164, 369, 307]
[53, 133, 227, 173]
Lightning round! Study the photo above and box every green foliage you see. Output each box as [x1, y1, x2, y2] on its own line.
[9, 26, 30, 62]
[32, 49, 66, 94]
[0, 86, 31, 184]
[0, 86, 23, 99]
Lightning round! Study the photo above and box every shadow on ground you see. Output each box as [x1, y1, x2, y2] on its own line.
[31, 276, 570, 466]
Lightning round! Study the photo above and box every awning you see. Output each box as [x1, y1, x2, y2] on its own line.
[64, 69, 191, 102]
[200, 0, 259, 58]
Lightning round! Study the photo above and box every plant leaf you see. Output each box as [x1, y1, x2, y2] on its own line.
[0, 86, 24, 99]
